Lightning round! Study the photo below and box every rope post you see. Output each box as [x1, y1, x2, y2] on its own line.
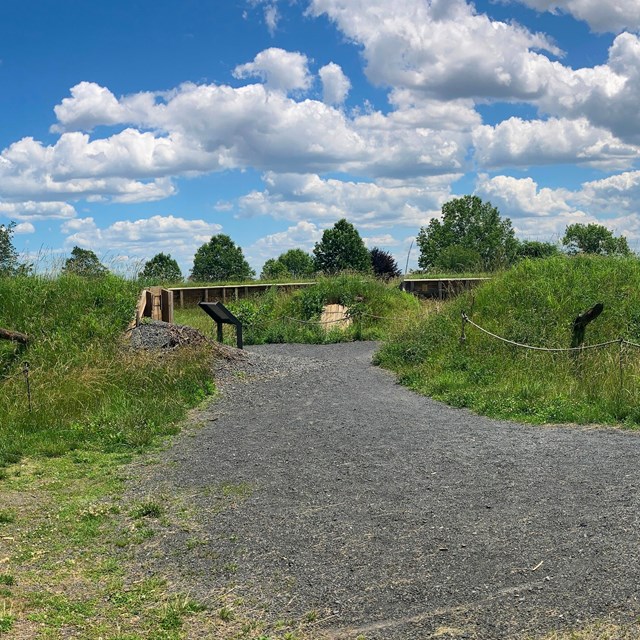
[23, 361, 32, 413]
[618, 338, 625, 406]
[460, 312, 467, 345]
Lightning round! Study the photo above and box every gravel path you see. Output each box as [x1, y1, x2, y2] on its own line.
[131, 342, 640, 639]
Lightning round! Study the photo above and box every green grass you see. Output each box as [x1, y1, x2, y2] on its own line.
[376, 255, 640, 427]
[0, 273, 215, 467]
[174, 273, 421, 345]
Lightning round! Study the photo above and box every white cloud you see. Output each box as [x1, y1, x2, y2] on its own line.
[319, 62, 351, 105]
[539, 33, 640, 144]
[264, 4, 279, 35]
[237, 172, 454, 228]
[0, 201, 76, 220]
[61, 215, 223, 269]
[13, 222, 35, 234]
[248, 220, 323, 259]
[233, 48, 312, 93]
[475, 174, 576, 217]
[363, 233, 400, 247]
[473, 117, 640, 169]
[309, 0, 563, 101]
[509, 0, 640, 33]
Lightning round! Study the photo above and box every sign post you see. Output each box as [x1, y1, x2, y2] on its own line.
[198, 302, 243, 349]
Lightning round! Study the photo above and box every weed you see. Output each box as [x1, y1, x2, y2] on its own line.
[0, 510, 15, 524]
[219, 605, 235, 621]
[0, 575, 14, 586]
[131, 500, 164, 519]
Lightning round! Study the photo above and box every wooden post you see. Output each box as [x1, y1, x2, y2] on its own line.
[179, 289, 184, 309]
[571, 303, 604, 349]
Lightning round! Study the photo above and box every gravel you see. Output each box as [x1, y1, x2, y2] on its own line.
[129, 319, 209, 350]
[127, 341, 640, 639]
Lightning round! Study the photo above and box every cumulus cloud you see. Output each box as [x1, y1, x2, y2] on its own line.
[233, 48, 312, 93]
[474, 172, 640, 241]
[237, 172, 453, 228]
[510, 0, 640, 33]
[13, 222, 35, 234]
[61, 215, 223, 267]
[247, 220, 324, 264]
[475, 174, 576, 218]
[309, 0, 563, 101]
[0, 201, 76, 220]
[473, 117, 640, 169]
[319, 62, 351, 104]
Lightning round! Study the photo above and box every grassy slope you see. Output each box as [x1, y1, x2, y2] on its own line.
[0, 274, 214, 467]
[0, 274, 221, 638]
[376, 255, 640, 426]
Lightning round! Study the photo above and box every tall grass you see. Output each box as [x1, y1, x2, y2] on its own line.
[376, 255, 640, 426]
[0, 274, 214, 466]
[174, 273, 422, 345]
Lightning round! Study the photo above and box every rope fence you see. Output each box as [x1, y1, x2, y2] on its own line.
[460, 312, 630, 353]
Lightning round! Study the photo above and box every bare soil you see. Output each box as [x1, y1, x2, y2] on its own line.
[128, 342, 640, 639]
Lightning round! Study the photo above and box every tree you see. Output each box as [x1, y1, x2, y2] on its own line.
[261, 249, 315, 280]
[313, 219, 371, 274]
[562, 223, 631, 256]
[417, 196, 518, 272]
[191, 234, 254, 282]
[515, 240, 560, 260]
[370, 247, 401, 279]
[434, 245, 482, 273]
[63, 246, 108, 277]
[141, 253, 182, 282]
[0, 223, 21, 277]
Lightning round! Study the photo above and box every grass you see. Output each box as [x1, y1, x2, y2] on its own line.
[174, 273, 422, 346]
[376, 255, 640, 427]
[0, 273, 215, 467]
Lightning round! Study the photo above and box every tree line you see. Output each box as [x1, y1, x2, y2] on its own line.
[0, 196, 632, 282]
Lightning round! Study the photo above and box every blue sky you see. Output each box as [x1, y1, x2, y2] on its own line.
[2, 0, 640, 275]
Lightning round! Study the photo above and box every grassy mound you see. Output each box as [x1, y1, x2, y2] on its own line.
[0, 274, 214, 466]
[175, 273, 422, 345]
[376, 255, 640, 426]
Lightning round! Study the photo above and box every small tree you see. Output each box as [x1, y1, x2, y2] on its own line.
[191, 234, 254, 282]
[0, 223, 22, 277]
[63, 246, 108, 277]
[515, 240, 560, 260]
[141, 253, 182, 282]
[562, 223, 630, 256]
[313, 219, 371, 274]
[370, 247, 401, 279]
[261, 249, 315, 280]
[417, 196, 518, 272]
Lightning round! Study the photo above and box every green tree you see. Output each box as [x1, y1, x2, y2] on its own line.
[0, 222, 23, 277]
[140, 253, 182, 282]
[417, 196, 518, 272]
[434, 245, 482, 273]
[191, 234, 254, 282]
[63, 246, 108, 277]
[515, 240, 560, 260]
[261, 249, 315, 280]
[313, 219, 371, 274]
[562, 223, 631, 256]
[370, 247, 401, 279]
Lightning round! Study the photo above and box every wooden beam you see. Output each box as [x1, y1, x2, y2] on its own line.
[0, 327, 28, 344]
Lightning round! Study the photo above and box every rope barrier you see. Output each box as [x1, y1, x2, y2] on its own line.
[462, 313, 640, 353]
